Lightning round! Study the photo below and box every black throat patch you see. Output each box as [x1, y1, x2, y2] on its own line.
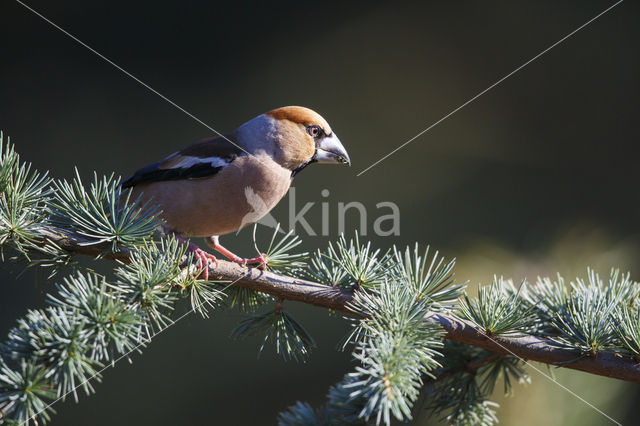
[291, 154, 318, 179]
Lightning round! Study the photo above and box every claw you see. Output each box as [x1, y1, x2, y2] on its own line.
[170, 233, 218, 280]
[191, 246, 218, 281]
[241, 253, 268, 269]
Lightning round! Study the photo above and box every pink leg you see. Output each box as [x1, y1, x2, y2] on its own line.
[173, 234, 217, 280]
[206, 236, 267, 268]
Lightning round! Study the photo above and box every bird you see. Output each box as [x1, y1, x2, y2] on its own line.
[122, 106, 351, 279]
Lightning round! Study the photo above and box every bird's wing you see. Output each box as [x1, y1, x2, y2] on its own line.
[122, 136, 246, 188]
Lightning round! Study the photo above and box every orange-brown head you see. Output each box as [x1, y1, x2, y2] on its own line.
[235, 106, 350, 174]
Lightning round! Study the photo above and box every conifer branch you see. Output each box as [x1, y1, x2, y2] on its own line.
[426, 312, 640, 384]
[32, 226, 131, 262]
[29, 225, 640, 385]
[2, 134, 638, 425]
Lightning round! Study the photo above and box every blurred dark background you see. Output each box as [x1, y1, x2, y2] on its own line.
[1, 0, 639, 424]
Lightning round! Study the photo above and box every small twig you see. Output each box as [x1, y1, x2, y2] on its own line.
[275, 298, 284, 315]
[435, 352, 505, 383]
[33, 226, 131, 262]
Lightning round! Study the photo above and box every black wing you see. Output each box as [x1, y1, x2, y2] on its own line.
[121, 136, 246, 188]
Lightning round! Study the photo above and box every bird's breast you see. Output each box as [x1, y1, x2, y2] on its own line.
[131, 154, 292, 237]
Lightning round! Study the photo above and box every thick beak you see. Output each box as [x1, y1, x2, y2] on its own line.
[316, 133, 351, 166]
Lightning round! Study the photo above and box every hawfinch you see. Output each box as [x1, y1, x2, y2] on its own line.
[122, 106, 350, 279]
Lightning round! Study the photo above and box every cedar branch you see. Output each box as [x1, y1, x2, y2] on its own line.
[31, 226, 640, 384]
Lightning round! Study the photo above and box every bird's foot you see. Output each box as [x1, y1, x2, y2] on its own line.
[206, 236, 267, 269]
[239, 253, 268, 269]
[190, 245, 218, 281]
[220, 250, 268, 270]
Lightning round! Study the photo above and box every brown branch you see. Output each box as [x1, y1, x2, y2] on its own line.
[427, 313, 640, 384]
[32, 227, 640, 384]
[34, 226, 131, 262]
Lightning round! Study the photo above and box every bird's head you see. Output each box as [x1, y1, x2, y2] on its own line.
[235, 106, 350, 175]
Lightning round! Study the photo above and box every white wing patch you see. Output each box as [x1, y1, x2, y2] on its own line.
[170, 155, 230, 169]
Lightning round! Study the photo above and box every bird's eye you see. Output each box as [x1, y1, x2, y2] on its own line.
[306, 125, 323, 138]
